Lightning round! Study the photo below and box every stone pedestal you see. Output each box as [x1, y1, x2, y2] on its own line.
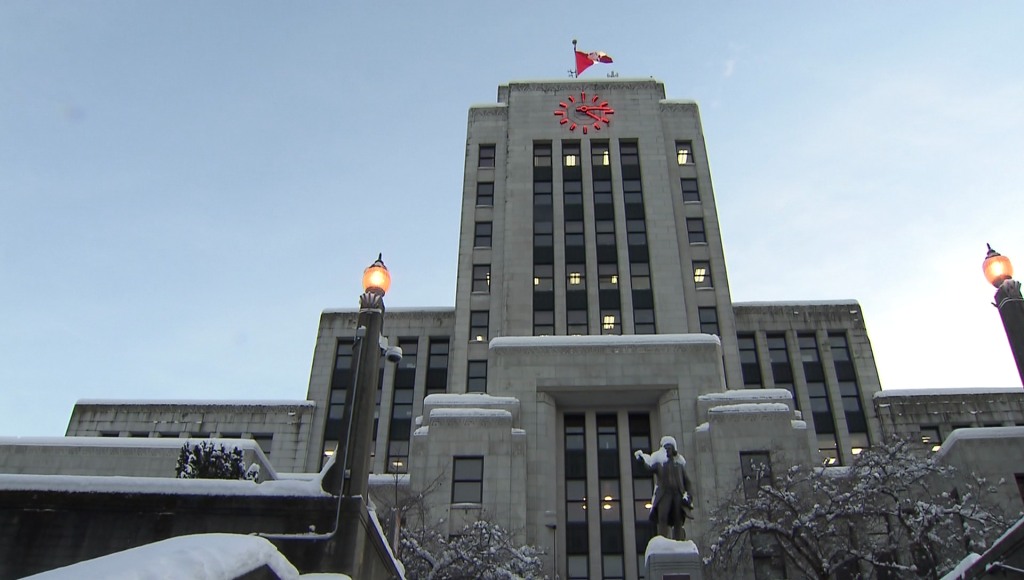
[644, 536, 702, 580]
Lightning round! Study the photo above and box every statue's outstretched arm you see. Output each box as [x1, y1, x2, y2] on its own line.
[633, 449, 656, 467]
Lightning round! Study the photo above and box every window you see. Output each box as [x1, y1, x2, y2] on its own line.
[626, 219, 646, 246]
[619, 141, 639, 165]
[738, 334, 762, 387]
[830, 333, 868, 436]
[252, 434, 273, 458]
[476, 182, 493, 206]
[818, 432, 839, 466]
[567, 265, 585, 289]
[533, 143, 552, 167]
[920, 426, 942, 451]
[681, 178, 699, 202]
[467, 360, 487, 393]
[601, 310, 621, 335]
[630, 262, 651, 290]
[593, 179, 613, 204]
[596, 220, 616, 246]
[567, 310, 588, 335]
[634, 309, 655, 334]
[478, 144, 495, 168]
[426, 338, 449, 395]
[676, 141, 693, 165]
[474, 222, 492, 247]
[470, 311, 489, 341]
[698, 307, 719, 335]
[740, 451, 772, 500]
[472, 265, 490, 293]
[564, 415, 589, 578]
[591, 141, 610, 166]
[686, 218, 706, 244]
[693, 260, 712, 288]
[565, 220, 585, 246]
[452, 457, 484, 503]
[534, 310, 554, 336]
[563, 142, 580, 167]
[599, 264, 619, 288]
[767, 334, 794, 397]
[534, 264, 554, 291]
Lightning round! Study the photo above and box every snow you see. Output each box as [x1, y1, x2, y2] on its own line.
[698, 389, 794, 402]
[874, 387, 1024, 399]
[708, 403, 791, 414]
[366, 501, 406, 580]
[322, 307, 454, 314]
[423, 394, 519, 406]
[368, 473, 410, 487]
[75, 399, 313, 407]
[489, 333, 720, 349]
[635, 447, 686, 467]
[299, 575, 353, 580]
[660, 435, 678, 448]
[792, 420, 807, 430]
[939, 552, 982, 580]
[934, 426, 1024, 460]
[21, 533, 299, 580]
[0, 436, 265, 449]
[732, 299, 860, 307]
[429, 408, 512, 419]
[512, 428, 526, 435]
[695, 422, 709, 433]
[0, 473, 329, 497]
[413, 426, 429, 436]
[644, 536, 699, 565]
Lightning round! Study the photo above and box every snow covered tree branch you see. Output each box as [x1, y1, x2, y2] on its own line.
[175, 441, 258, 481]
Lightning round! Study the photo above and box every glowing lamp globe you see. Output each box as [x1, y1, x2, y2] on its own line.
[983, 244, 1013, 288]
[362, 255, 391, 295]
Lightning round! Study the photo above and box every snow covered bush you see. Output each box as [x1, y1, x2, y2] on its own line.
[175, 441, 258, 481]
[703, 439, 1013, 580]
[399, 520, 547, 580]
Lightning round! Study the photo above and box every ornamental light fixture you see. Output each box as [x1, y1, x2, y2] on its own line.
[362, 254, 391, 296]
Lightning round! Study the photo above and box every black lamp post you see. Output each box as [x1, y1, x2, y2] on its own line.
[983, 245, 1024, 387]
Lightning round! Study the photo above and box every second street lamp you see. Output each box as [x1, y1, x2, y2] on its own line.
[983, 244, 1024, 387]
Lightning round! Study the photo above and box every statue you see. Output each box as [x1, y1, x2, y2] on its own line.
[634, 435, 693, 540]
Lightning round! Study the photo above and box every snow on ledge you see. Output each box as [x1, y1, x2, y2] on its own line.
[792, 420, 807, 430]
[321, 306, 454, 315]
[644, 536, 699, 565]
[490, 334, 720, 350]
[21, 533, 299, 580]
[935, 426, 1024, 460]
[695, 422, 709, 433]
[0, 436, 264, 450]
[699, 389, 793, 402]
[873, 387, 1024, 399]
[75, 399, 314, 407]
[368, 473, 410, 487]
[732, 299, 860, 307]
[423, 394, 519, 407]
[708, 403, 791, 414]
[0, 473, 330, 497]
[429, 408, 512, 419]
[938, 552, 982, 580]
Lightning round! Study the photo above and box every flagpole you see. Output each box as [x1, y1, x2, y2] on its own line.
[572, 39, 578, 78]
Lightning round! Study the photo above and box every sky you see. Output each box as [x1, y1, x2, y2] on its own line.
[2, 2, 1023, 437]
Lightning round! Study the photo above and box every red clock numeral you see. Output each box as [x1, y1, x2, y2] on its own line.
[568, 95, 575, 103]
[583, 125, 588, 134]
[560, 119, 568, 125]
[560, 102, 568, 108]
[581, 91, 586, 101]
[569, 122, 577, 131]
[601, 117, 610, 124]
[554, 111, 564, 116]
[594, 123, 601, 130]
[593, 96, 599, 103]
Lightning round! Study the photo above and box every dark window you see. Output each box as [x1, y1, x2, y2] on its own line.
[565, 220, 585, 246]
[626, 219, 646, 246]
[767, 334, 794, 398]
[472, 265, 490, 293]
[534, 264, 554, 292]
[1015, 474, 1024, 503]
[740, 451, 772, 500]
[591, 141, 610, 166]
[452, 457, 484, 503]
[387, 337, 419, 473]
[567, 309, 588, 336]
[534, 310, 554, 336]
[634, 309, 655, 334]
[830, 333, 867, 435]
[630, 262, 650, 290]
[470, 311, 489, 342]
[467, 360, 487, 393]
[533, 143, 552, 167]
[676, 141, 693, 165]
[564, 414, 588, 572]
[478, 144, 495, 168]
[686, 218, 706, 244]
[474, 222, 492, 247]
[252, 434, 273, 458]
[698, 307, 719, 335]
[534, 181, 553, 194]
[681, 178, 700, 203]
[597, 415, 624, 565]
[693, 260, 712, 289]
[738, 334, 762, 387]
[426, 338, 449, 395]
[619, 141, 639, 165]
[476, 182, 493, 206]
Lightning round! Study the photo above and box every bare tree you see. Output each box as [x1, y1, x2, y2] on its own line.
[400, 520, 547, 580]
[703, 439, 1013, 580]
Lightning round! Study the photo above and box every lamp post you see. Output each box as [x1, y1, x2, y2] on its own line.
[983, 245, 1024, 387]
[338, 254, 392, 499]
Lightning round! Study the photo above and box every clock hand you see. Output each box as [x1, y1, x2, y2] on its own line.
[585, 111, 602, 121]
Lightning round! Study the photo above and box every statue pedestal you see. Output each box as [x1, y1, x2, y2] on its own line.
[644, 536, 702, 580]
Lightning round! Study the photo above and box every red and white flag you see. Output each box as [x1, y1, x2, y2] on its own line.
[575, 50, 613, 77]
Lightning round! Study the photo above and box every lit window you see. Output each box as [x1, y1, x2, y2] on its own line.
[533, 143, 552, 167]
[676, 141, 693, 165]
[569, 272, 582, 285]
[470, 311, 489, 342]
[603, 316, 616, 329]
[693, 261, 712, 288]
[534, 265, 553, 291]
[565, 154, 578, 167]
[591, 141, 610, 166]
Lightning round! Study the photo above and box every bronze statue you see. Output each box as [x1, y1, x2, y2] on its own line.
[634, 435, 693, 540]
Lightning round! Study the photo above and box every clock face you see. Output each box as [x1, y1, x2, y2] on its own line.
[553, 91, 614, 134]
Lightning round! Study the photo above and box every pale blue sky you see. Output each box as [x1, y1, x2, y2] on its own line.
[2, 2, 1023, 437]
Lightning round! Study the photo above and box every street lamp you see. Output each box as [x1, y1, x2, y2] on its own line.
[983, 244, 1024, 386]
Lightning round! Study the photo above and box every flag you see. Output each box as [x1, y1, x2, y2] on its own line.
[575, 50, 613, 77]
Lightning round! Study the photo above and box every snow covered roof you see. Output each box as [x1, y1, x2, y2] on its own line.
[708, 403, 791, 414]
[490, 333, 720, 349]
[874, 387, 1024, 399]
[429, 408, 512, 419]
[75, 399, 314, 407]
[939, 552, 982, 580]
[644, 537, 699, 565]
[0, 436, 265, 449]
[0, 473, 329, 497]
[732, 300, 860, 307]
[20, 533, 299, 580]
[698, 389, 793, 402]
[423, 393, 519, 406]
[934, 426, 1024, 461]
[660, 99, 698, 105]
[368, 473, 410, 487]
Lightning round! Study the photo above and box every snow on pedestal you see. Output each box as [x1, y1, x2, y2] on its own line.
[21, 533, 299, 580]
[644, 536, 702, 580]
